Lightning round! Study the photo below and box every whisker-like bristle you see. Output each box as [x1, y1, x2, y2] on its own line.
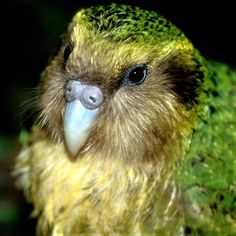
[15, 87, 41, 130]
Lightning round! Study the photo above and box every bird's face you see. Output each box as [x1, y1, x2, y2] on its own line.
[37, 5, 206, 164]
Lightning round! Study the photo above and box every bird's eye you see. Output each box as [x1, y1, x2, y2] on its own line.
[63, 43, 73, 61]
[123, 64, 148, 86]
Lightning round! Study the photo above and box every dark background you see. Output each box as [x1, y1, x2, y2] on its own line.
[1, 0, 235, 235]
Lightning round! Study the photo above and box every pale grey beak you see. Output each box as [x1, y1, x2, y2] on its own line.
[63, 80, 103, 156]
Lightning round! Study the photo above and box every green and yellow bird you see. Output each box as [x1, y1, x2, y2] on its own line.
[14, 3, 236, 235]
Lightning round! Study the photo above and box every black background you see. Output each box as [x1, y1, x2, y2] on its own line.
[1, 0, 235, 235]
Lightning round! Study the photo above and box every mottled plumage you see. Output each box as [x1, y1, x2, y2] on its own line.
[14, 3, 236, 235]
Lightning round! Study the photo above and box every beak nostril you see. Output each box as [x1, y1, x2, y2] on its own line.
[89, 96, 97, 104]
[65, 80, 103, 109]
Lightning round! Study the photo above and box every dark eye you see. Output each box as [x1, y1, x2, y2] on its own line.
[63, 43, 73, 61]
[123, 64, 148, 86]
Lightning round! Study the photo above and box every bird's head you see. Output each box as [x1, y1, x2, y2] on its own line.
[37, 4, 207, 164]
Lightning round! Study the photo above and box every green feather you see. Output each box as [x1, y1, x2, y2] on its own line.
[178, 61, 236, 235]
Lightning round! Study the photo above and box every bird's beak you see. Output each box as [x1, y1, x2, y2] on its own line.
[63, 80, 104, 156]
